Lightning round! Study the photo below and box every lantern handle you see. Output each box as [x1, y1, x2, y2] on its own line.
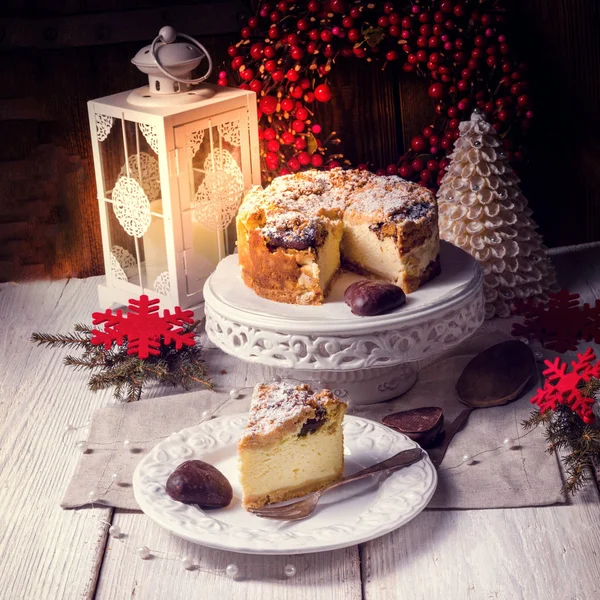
[150, 27, 213, 85]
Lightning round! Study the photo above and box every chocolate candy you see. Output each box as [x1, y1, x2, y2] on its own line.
[382, 407, 444, 448]
[344, 280, 406, 316]
[166, 460, 233, 509]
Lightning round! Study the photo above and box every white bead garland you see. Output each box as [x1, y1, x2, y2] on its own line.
[503, 437, 518, 449]
[181, 557, 194, 570]
[201, 409, 211, 420]
[462, 454, 475, 465]
[109, 525, 122, 538]
[225, 563, 239, 578]
[284, 564, 297, 578]
[88, 490, 100, 503]
[229, 388, 241, 399]
[76, 441, 88, 453]
[111, 472, 122, 485]
[137, 545, 151, 560]
[123, 439, 133, 451]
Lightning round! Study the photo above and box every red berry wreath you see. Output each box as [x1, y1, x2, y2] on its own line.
[223, 0, 533, 189]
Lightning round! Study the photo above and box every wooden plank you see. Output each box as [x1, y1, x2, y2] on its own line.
[0, 2, 247, 49]
[362, 479, 600, 600]
[0, 277, 115, 600]
[398, 76, 432, 155]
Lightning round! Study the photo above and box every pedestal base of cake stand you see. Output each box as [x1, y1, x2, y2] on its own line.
[263, 364, 418, 405]
[204, 241, 485, 406]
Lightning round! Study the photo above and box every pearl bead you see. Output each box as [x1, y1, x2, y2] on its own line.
[272, 375, 282, 383]
[462, 454, 475, 465]
[225, 563, 239, 578]
[76, 441, 88, 453]
[201, 409, 211, 420]
[123, 440, 133, 451]
[284, 564, 297, 578]
[503, 437, 518, 449]
[82, 427, 89, 437]
[109, 525, 122, 538]
[534, 351, 544, 362]
[88, 490, 100, 503]
[229, 388, 241, 399]
[64, 424, 75, 433]
[111, 472, 122, 485]
[181, 557, 194, 570]
[519, 336, 529, 345]
[137, 546, 151, 560]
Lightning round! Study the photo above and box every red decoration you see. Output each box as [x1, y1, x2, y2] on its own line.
[512, 290, 600, 353]
[91, 295, 196, 360]
[228, 0, 532, 186]
[531, 348, 600, 422]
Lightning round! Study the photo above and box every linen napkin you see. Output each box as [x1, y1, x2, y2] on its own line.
[62, 331, 565, 510]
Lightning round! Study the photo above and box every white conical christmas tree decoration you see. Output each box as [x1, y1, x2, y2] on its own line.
[437, 111, 557, 319]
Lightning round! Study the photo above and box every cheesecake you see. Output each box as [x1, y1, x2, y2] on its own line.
[238, 382, 347, 510]
[236, 168, 440, 305]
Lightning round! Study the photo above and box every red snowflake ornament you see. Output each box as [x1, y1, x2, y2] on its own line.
[512, 289, 600, 353]
[531, 347, 600, 422]
[91, 295, 196, 359]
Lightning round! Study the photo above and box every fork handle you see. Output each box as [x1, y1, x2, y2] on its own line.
[326, 447, 424, 492]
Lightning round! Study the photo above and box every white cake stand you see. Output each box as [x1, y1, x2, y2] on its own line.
[204, 241, 485, 405]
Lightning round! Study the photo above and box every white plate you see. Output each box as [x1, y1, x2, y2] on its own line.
[133, 414, 437, 555]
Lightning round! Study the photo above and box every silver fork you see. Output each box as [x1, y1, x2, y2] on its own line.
[248, 447, 424, 521]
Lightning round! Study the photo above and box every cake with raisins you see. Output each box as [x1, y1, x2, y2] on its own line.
[236, 168, 440, 305]
[238, 382, 347, 510]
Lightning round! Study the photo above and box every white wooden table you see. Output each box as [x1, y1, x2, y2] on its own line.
[2, 244, 600, 600]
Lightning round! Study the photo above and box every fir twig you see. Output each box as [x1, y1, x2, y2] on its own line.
[30, 332, 91, 348]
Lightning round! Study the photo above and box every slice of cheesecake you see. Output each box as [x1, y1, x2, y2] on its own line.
[238, 382, 347, 510]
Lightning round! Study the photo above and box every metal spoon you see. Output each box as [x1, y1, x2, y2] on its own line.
[428, 340, 536, 468]
[248, 447, 423, 520]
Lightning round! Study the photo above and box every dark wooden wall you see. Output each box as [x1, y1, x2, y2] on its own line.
[0, 0, 599, 282]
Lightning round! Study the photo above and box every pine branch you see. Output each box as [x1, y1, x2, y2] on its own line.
[31, 332, 91, 348]
[64, 355, 107, 370]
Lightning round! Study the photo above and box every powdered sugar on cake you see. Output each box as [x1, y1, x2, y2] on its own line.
[240, 382, 345, 444]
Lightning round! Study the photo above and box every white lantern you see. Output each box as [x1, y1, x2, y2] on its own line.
[88, 26, 260, 310]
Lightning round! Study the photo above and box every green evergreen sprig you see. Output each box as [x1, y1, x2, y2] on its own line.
[31, 322, 211, 402]
[523, 387, 600, 495]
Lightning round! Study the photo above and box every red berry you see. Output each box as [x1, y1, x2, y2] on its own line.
[265, 152, 279, 170]
[457, 98, 470, 111]
[447, 106, 459, 118]
[453, 4, 465, 17]
[423, 125, 434, 138]
[428, 83, 445, 99]
[240, 68, 254, 81]
[420, 168, 433, 182]
[402, 16, 413, 29]
[328, 160, 342, 170]
[350, 6, 361, 18]
[390, 25, 402, 37]
[259, 96, 278, 115]
[383, 2, 394, 14]
[440, 1, 453, 13]
[389, 13, 401, 25]
[411, 136, 427, 152]
[296, 107, 309, 120]
[248, 17, 258, 28]
[288, 157, 301, 171]
[312, 124, 322, 134]
[250, 43, 264, 60]
[386, 164, 398, 175]
[416, 50, 428, 62]
[386, 50, 398, 61]
[291, 46, 304, 60]
[342, 16, 354, 28]
[379, 16, 390, 28]
[517, 94, 530, 107]
[286, 69, 299, 82]
[241, 27, 252, 39]
[280, 98, 294, 112]
[267, 139, 280, 152]
[321, 29, 333, 42]
[291, 85, 303, 98]
[348, 28, 361, 43]
[249, 80, 262, 92]
[497, 108, 512, 122]
[272, 70, 285, 82]
[411, 158, 425, 172]
[315, 84, 333, 102]
[429, 135, 440, 147]
[427, 159, 439, 171]
[227, 45, 238, 57]
[376, 168, 387, 176]
[231, 56, 244, 70]
[330, 0, 346, 13]
[304, 91, 315, 103]
[292, 119, 305, 132]
[281, 131, 295, 144]
[298, 151, 311, 166]
[308, 0, 320, 12]
[264, 45, 276, 58]
[417, 36, 428, 48]
[310, 153, 324, 167]
[399, 165, 413, 178]
[270, 11, 281, 23]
